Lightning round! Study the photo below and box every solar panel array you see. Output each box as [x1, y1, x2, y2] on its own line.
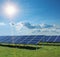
[0, 35, 60, 45]
[41, 36, 60, 42]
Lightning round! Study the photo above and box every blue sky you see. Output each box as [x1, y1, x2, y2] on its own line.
[0, 0, 60, 36]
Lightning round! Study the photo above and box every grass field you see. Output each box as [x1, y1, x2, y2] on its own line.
[0, 44, 60, 57]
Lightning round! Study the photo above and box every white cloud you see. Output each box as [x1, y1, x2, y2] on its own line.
[0, 22, 59, 35]
[19, 23, 55, 29]
[39, 23, 55, 28]
[0, 22, 6, 26]
[14, 22, 60, 35]
[15, 22, 24, 31]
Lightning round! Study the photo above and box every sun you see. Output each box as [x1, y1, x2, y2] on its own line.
[4, 3, 18, 18]
[5, 5, 16, 16]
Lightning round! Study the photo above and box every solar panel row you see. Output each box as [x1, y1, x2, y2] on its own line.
[42, 36, 60, 42]
[0, 35, 60, 45]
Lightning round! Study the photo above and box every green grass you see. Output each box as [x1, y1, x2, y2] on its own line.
[0, 45, 60, 57]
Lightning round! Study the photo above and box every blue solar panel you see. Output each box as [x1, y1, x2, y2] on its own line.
[0, 35, 60, 45]
[40, 36, 50, 42]
[18, 36, 33, 44]
[0, 36, 9, 43]
[14, 36, 27, 44]
[28, 36, 43, 44]
[46, 36, 57, 42]
[54, 36, 60, 42]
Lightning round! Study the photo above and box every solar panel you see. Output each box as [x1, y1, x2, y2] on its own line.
[54, 36, 60, 42]
[47, 36, 57, 42]
[0, 35, 60, 45]
[28, 36, 43, 44]
[18, 36, 33, 44]
[39, 36, 60, 43]
[40, 36, 50, 42]
[0, 36, 8, 43]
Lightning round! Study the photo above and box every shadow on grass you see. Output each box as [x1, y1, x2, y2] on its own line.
[38, 43, 60, 46]
[0, 44, 41, 50]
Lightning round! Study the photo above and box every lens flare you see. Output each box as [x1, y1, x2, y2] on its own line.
[4, 3, 18, 18]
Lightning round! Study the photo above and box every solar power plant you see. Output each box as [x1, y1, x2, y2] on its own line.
[0, 35, 60, 45]
[0, 36, 43, 45]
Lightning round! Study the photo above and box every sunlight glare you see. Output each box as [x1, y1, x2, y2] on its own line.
[4, 3, 18, 18]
